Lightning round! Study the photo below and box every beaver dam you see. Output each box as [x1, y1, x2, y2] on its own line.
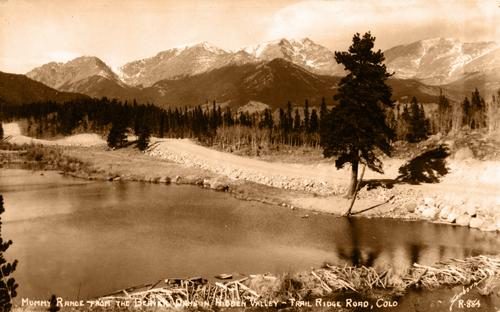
[93, 255, 500, 310]
[1, 169, 500, 310]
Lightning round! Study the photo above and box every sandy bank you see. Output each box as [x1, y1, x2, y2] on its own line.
[3, 123, 106, 147]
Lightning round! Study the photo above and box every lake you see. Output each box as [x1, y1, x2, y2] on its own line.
[1, 169, 499, 300]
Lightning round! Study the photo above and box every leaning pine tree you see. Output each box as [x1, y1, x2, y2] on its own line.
[320, 32, 394, 201]
[0, 196, 18, 312]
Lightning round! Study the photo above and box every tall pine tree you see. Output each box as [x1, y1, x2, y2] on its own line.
[462, 97, 472, 129]
[309, 109, 319, 133]
[407, 96, 428, 143]
[136, 126, 151, 151]
[320, 32, 394, 198]
[319, 97, 328, 131]
[107, 120, 127, 149]
[293, 109, 301, 132]
[437, 90, 452, 134]
[303, 100, 310, 132]
[470, 88, 486, 129]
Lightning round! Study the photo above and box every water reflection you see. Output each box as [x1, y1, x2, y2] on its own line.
[336, 218, 381, 267]
[332, 217, 495, 273]
[0, 169, 499, 300]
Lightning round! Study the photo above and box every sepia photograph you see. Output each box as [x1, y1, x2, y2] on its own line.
[0, 0, 500, 311]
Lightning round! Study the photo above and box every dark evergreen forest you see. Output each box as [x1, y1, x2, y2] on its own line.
[0, 87, 498, 151]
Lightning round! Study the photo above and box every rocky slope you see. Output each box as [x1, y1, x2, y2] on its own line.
[445, 47, 500, 95]
[25, 56, 146, 103]
[145, 58, 339, 108]
[120, 42, 257, 87]
[384, 38, 498, 85]
[26, 56, 122, 90]
[143, 58, 442, 109]
[57, 74, 144, 103]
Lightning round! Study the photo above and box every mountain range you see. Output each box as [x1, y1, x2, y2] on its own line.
[6, 37, 498, 109]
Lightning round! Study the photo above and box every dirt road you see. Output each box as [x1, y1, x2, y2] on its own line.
[148, 138, 406, 195]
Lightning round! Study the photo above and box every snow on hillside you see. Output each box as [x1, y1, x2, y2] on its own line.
[237, 101, 270, 114]
[384, 38, 498, 85]
[242, 38, 342, 75]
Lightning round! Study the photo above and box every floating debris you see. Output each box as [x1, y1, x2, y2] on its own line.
[215, 273, 233, 280]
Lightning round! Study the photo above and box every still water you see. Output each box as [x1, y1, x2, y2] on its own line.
[1, 169, 499, 300]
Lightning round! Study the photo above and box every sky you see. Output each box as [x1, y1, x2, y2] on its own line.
[0, 0, 499, 73]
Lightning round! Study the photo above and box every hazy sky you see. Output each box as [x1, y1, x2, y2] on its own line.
[1, 0, 499, 73]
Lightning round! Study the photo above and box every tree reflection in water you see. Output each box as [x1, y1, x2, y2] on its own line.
[336, 218, 381, 267]
[333, 217, 489, 271]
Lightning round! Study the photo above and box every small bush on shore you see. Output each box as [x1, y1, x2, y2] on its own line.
[1, 143, 88, 173]
[0, 196, 18, 312]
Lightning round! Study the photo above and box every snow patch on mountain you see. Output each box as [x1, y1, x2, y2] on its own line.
[384, 38, 498, 85]
[242, 38, 341, 75]
[237, 101, 270, 114]
[119, 41, 254, 87]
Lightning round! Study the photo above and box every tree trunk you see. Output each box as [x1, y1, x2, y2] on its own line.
[346, 161, 366, 216]
[347, 160, 359, 198]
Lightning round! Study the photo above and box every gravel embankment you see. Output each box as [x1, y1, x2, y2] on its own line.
[148, 138, 348, 195]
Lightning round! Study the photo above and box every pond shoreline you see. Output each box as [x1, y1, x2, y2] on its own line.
[1, 141, 500, 233]
[0, 149, 413, 221]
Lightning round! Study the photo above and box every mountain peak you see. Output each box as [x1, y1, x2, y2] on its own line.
[278, 38, 290, 45]
[161, 41, 228, 56]
[26, 55, 119, 90]
[421, 37, 457, 42]
[190, 41, 226, 54]
[119, 41, 247, 86]
[242, 37, 341, 75]
[70, 55, 104, 62]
